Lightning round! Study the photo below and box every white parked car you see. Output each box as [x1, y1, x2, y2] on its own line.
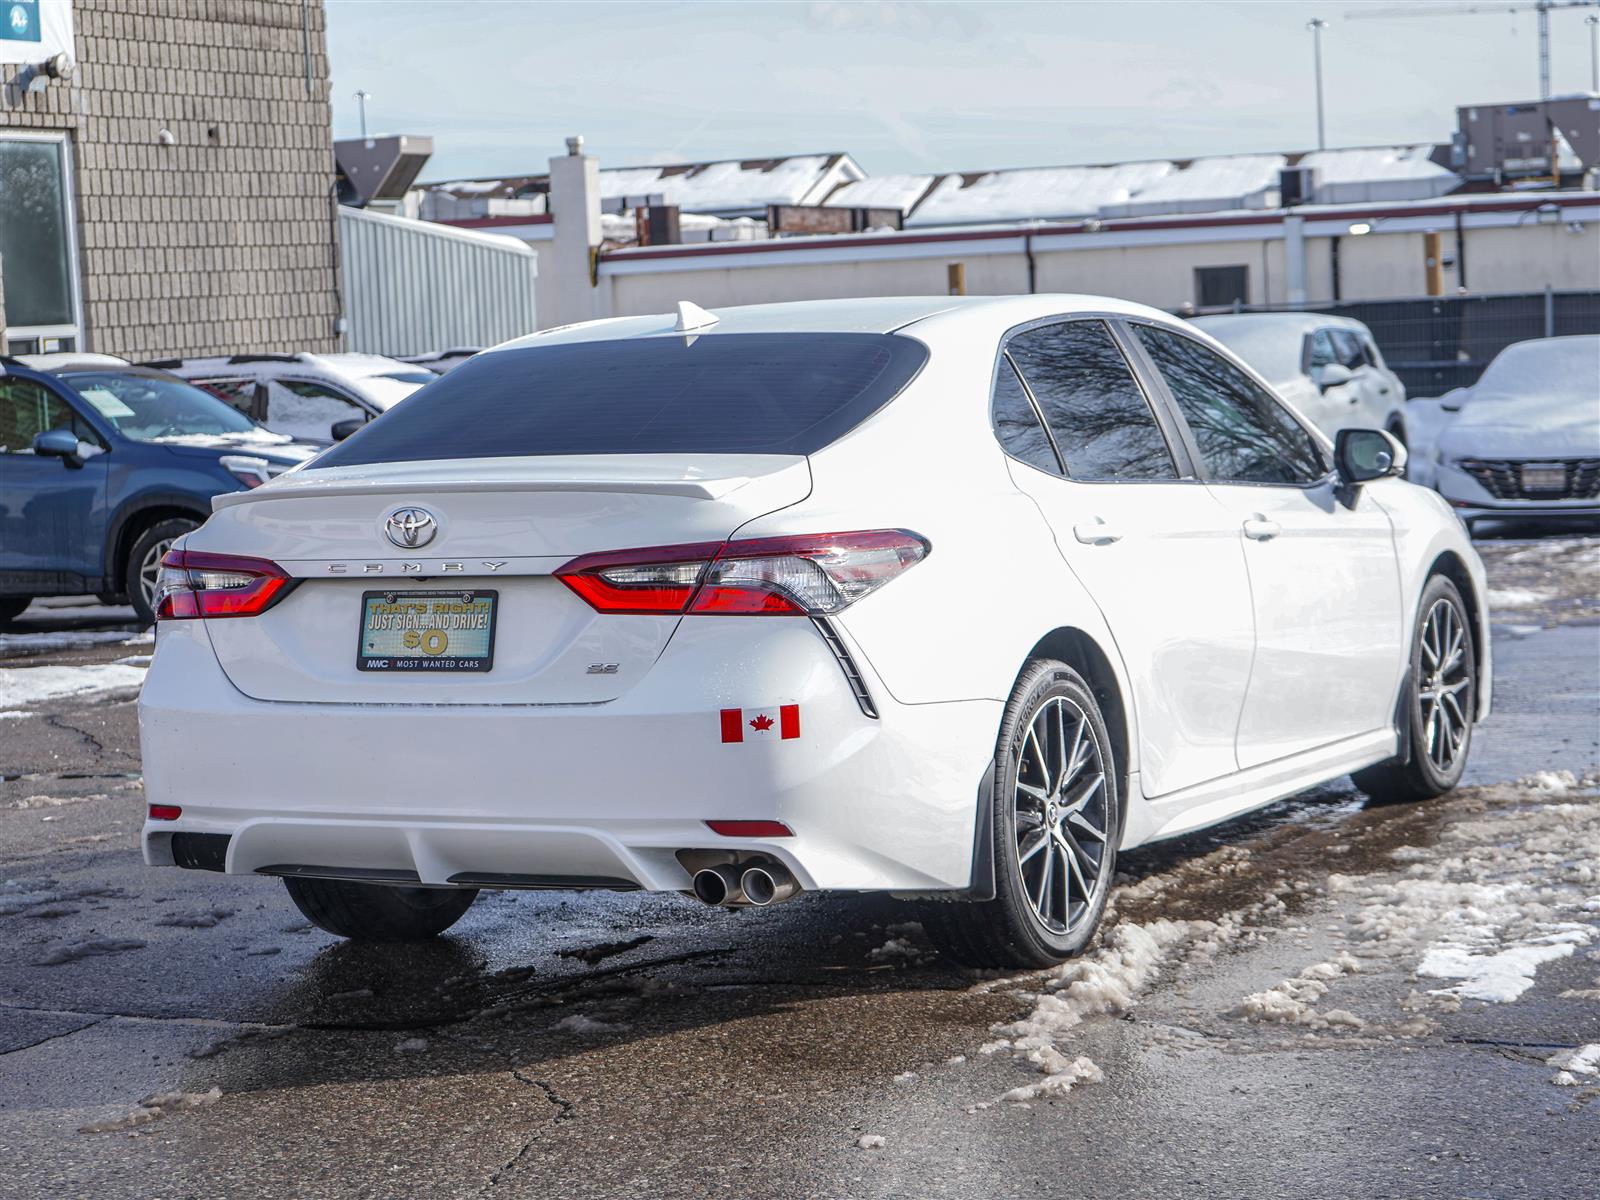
[1431, 335, 1600, 531]
[1192, 312, 1408, 447]
[150, 352, 438, 444]
[138, 297, 1490, 967]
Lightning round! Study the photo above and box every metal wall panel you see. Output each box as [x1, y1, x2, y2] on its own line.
[338, 206, 538, 357]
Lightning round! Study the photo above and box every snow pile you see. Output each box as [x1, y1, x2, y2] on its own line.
[856, 1134, 886, 1151]
[1233, 952, 1365, 1029]
[1486, 587, 1548, 609]
[973, 917, 1227, 1106]
[79, 1087, 221, 1133]
[553, 1013, 624, 1034]
[0, 661, 147, 709]
[1328, 773, 1600, 1004]
[0, 629, 143, 658]
[1548, 1044, 1600, 1087]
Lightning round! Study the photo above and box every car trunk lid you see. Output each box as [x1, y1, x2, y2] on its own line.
[192, 454, 810, 704]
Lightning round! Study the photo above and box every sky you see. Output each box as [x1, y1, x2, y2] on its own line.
[324, 0, 1598, 182]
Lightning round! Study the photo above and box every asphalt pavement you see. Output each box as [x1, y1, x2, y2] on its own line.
[1, 538, 1596, 1200]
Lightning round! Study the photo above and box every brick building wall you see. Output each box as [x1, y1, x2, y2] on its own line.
[0, 0, 340, 359]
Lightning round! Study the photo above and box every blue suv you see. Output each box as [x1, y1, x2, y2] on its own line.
[0, 356, 322, 625]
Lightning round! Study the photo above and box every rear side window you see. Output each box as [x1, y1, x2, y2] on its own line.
[1134, 325, 1327, 486]
[315, 333, 929, 466]
[990, 354, 1060, 474]
[1005, 320, 1178, 481]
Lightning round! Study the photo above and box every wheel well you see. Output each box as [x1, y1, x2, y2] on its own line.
[110, 505, 205, 586]
[1024, 628, 1132, 816]
[1427, 550, 1485, 702]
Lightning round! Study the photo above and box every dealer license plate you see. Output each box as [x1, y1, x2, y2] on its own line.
[1520, 464, 1566, 493]
[357, 591, 497, 672]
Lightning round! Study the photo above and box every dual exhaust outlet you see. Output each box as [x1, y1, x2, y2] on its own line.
[691, 857, 800, 907]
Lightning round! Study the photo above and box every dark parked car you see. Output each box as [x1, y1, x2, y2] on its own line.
[0, 355, 321, 625]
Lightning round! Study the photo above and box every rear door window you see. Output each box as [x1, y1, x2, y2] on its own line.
[1133, 325, 1327, 486]
[316, 333, 929, 467]
[1005, 320, 1177, 481]
[990, 353, 1061, 474]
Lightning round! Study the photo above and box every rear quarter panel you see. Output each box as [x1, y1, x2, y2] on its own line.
[728, 321, 1143, 761]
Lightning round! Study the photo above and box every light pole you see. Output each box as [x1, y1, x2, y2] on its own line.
[1588, 15, 1599, 93]
[1307, 18, 1329, 152]
[353, 90, 373, 139]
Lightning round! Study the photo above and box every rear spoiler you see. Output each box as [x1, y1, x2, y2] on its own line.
[211, 472, 779, 510]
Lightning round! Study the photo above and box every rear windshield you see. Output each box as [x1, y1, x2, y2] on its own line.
[313, 332, 928, 467]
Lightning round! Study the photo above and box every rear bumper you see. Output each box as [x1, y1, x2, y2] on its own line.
[139, 619, 999, 893]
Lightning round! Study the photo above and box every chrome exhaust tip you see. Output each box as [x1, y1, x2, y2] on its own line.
[692, 863, 744, 907]
[740, 861, 799, 907]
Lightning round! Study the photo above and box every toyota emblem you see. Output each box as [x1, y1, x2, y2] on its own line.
[384, 508, 438, 549]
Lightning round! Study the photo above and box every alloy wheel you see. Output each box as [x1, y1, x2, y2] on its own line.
[1013, 696, 1111, 936]
[1418, 598, 1471, 774]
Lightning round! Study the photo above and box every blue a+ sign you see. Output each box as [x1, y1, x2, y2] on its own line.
[7, 1, 41, 42]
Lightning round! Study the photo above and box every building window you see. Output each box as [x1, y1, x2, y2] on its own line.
[0, 134, 81, 352]
[1195, 265, 1249, 310]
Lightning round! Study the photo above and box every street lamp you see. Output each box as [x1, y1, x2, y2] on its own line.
[1307, 18, 1329, 152]
[1588, 15, 1599, 93]
[353, 90, 373, 139]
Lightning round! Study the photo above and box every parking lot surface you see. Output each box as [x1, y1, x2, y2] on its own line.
[1, 536, 1597, 1199]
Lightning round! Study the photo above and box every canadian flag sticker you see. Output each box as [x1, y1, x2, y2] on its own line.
[721, 705, 800, 743]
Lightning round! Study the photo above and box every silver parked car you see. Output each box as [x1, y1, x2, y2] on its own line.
[1431, 335, 1600, 532]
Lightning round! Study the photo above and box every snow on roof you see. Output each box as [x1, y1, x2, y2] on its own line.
[1301, 145, 1458, 204]
[820, 173, 939, 215]
[597, 155, 858, 212]
[1099, 153, 1286, 218]
[422, 154, 861, 215]
[906, 161, 1177, 227]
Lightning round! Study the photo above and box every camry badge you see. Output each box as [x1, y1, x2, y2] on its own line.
[384, 508, 437, 549]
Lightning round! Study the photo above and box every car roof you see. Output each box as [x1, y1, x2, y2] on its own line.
[1191, 312, 1371, 338]
[499, 294, 1183, 351]
[17, 352, 132, 372]
[152, 351, 432, 385]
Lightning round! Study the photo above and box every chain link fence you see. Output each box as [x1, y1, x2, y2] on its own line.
[1196, 290, 1600, 398]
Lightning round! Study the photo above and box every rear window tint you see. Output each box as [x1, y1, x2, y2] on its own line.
[314, 333, 929, 466]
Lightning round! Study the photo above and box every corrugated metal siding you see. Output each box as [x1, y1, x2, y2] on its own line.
[339, 206, 538, 356]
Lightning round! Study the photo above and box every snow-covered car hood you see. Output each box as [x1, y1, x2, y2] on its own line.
[1438, 392, 1600, 461]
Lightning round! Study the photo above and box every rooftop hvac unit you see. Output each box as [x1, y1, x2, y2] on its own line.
[1279, 165, 1318, 207]
[335, 135, 435, 207]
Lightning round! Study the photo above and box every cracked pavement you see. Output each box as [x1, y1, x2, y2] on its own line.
[1, 540, 1597, 1199]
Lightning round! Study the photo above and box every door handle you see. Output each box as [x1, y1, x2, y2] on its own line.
[1073, 519, 1124, 545]
[1242, 517, 1281, 542]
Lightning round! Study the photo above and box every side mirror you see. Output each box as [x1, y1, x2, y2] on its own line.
[1316, 362, 1356, 392]
[32, 428, 83, 468]
[1335, 427, 1407, 486]
[330, 417, 365, 442]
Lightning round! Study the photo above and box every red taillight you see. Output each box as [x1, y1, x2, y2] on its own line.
[556, 530, 928, 617]
[154, 550, 293, 621]
[148, 804, 182, 821]
[705, 820, 794, 838]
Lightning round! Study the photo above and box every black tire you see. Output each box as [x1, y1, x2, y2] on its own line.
[921, 660, 1120, 969]
[0, 596, 32, 626]
[1352, 574, 1476, 803]
[283, 878, 479, 942]
[125, 517, 199, 624]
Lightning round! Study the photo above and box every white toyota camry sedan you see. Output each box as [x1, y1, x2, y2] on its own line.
[139, 296, 1491, 967]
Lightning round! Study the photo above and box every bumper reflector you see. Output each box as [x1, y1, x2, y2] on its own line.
[705, 820, 794, 838]
[148, 804, 183, 821]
